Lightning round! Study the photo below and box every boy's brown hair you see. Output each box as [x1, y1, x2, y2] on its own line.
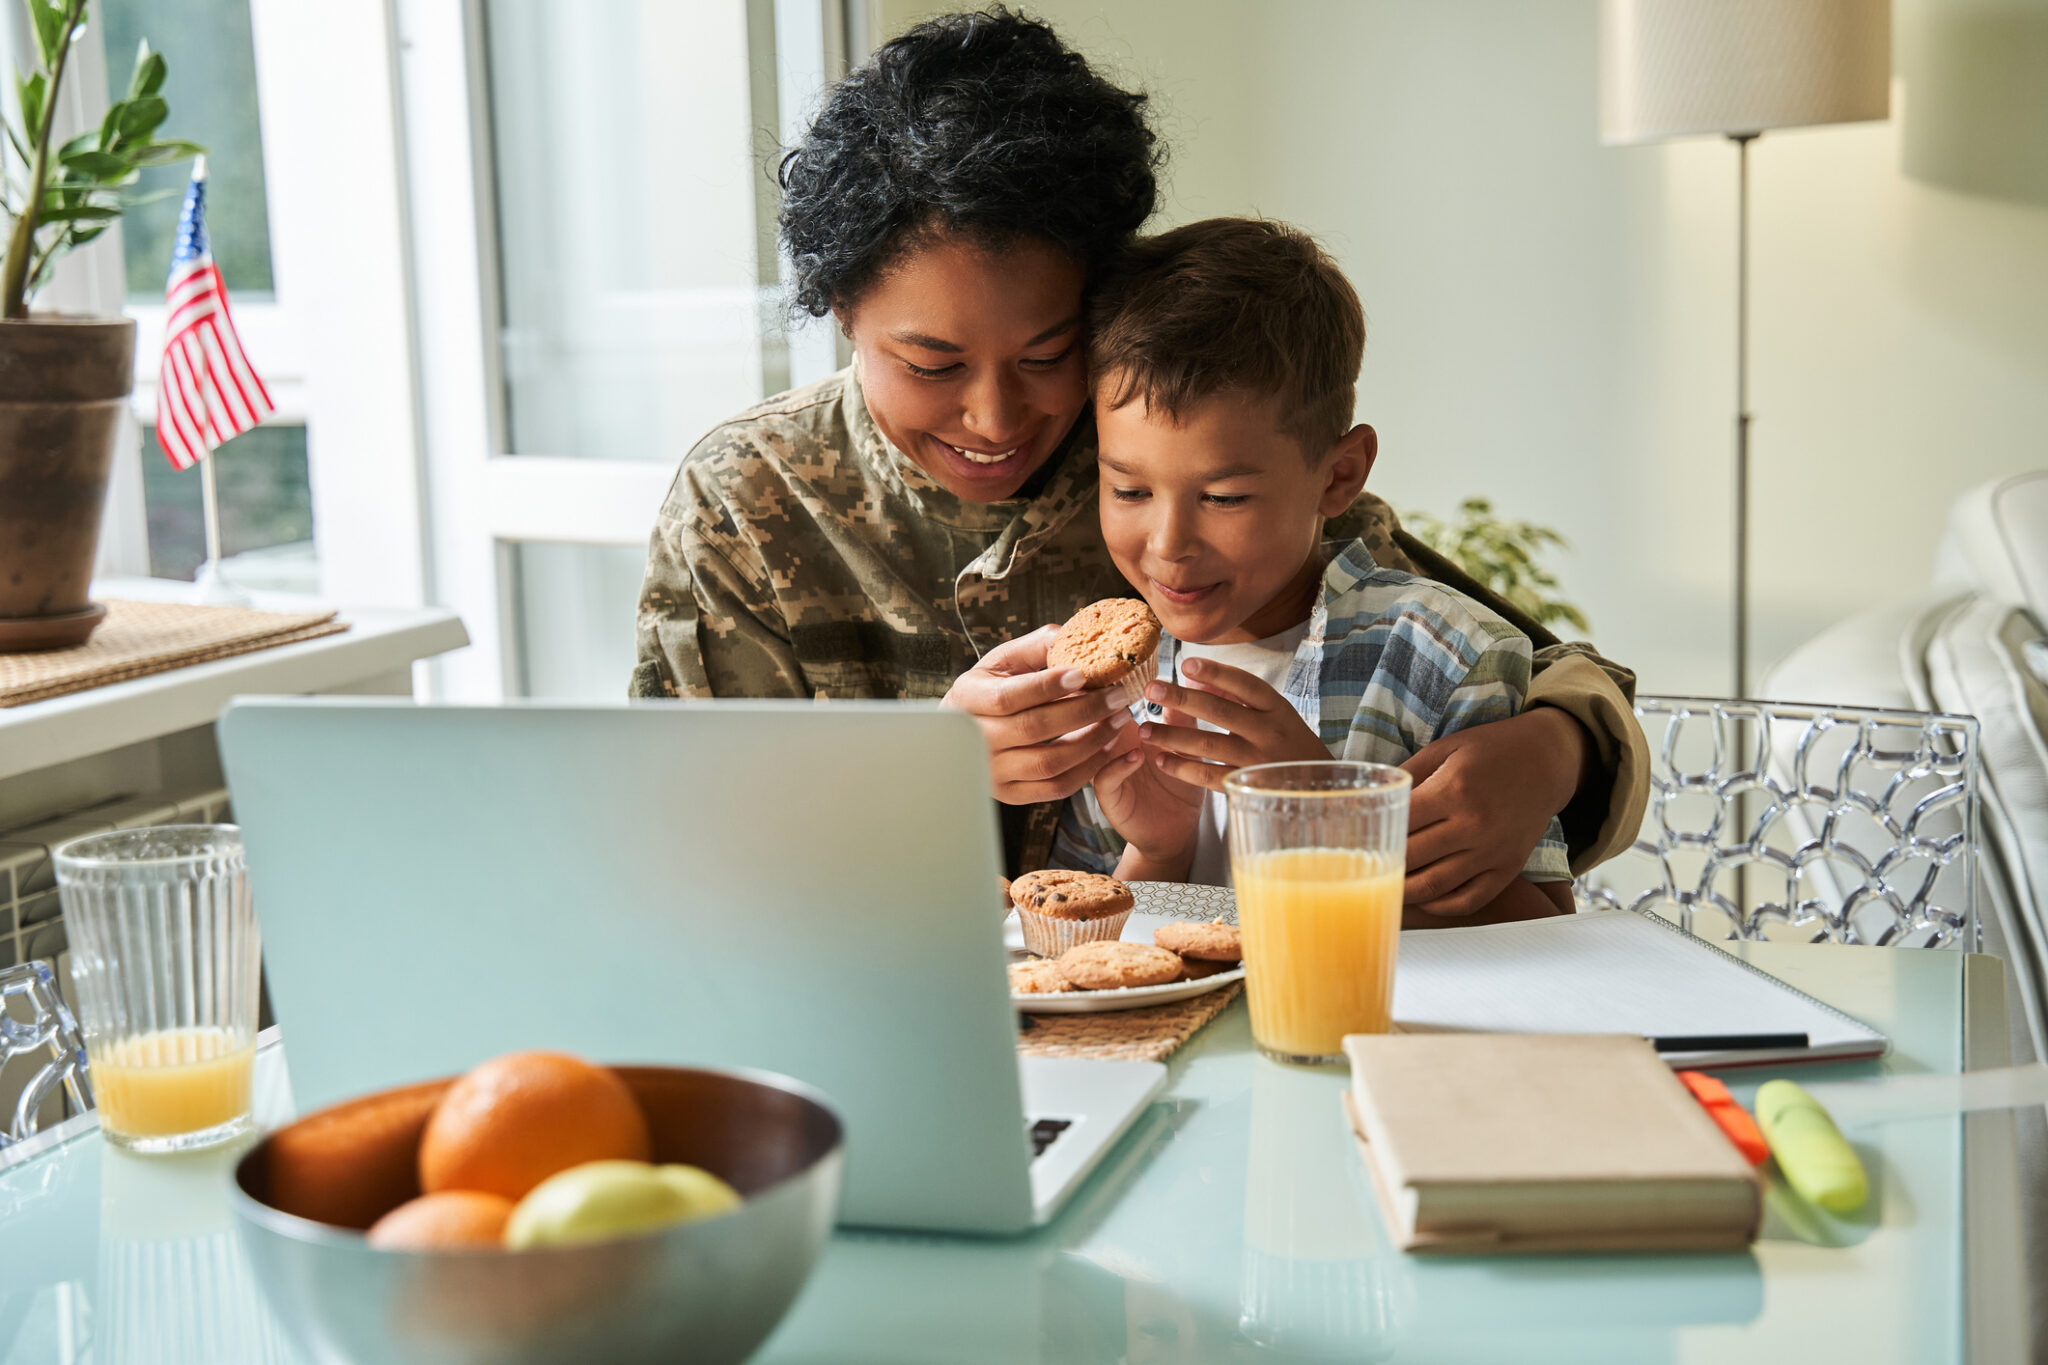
[1088, 217, 1365, 457]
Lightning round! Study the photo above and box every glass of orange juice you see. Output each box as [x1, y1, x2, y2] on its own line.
[1225, 762, 1409, 1065]
[55, 825, 261, 1153]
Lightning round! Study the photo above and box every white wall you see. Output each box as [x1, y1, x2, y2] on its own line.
[881, 0, 2048, 699]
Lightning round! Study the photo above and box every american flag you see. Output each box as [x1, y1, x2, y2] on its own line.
[157, 158, 273, 471]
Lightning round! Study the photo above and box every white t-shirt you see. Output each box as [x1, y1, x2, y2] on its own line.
[1171, 621, 1315, 886]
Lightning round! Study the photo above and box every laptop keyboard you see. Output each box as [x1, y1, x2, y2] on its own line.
[1028, 1117, 1073, 1160]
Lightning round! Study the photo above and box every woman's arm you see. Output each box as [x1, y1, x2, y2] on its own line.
[1404, 875, 1571, 930]
[631, 469, 807, 699]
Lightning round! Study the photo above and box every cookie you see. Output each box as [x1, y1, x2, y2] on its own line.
[1009, 870, 1134, 922]
[1047, 599, 1161, 705]
[1175, 956, 1234, 981]
[1054, 941, 1184, 991]
[1008, 960, 1074, 994]
[1154, 919, 1242, 962]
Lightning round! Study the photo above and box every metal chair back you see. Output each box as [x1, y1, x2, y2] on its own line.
[1576, 697, 1980, 948]
[0, 959, 94, 1147]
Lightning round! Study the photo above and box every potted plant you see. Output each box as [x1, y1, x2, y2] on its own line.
[0, 0, 197, 650]
[1405, 497, 1591, 636]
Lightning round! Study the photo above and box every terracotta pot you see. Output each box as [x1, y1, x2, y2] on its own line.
[0, 315, 136, 650]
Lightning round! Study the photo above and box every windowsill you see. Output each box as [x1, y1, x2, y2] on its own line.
[0, 581, 468, 784]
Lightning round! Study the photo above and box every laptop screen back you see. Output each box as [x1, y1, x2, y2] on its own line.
[218, 697, 1036, 1233]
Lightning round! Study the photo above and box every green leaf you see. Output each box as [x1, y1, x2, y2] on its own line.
[34, 202, 119, 223]
[125, 140, 203, 169]
[18, 73, 45, 141]
[114, 95, 167, 142]
[127, 41, 164, 101]
[98, 102, 121, 150]
[68, 221, 107, 246]
[29, 0, 64, 70]
[59, 148, 129, 180]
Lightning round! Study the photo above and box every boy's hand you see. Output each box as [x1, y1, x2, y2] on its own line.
[1095, 708, 1205, 877]
[1136, 656, 1327, 792]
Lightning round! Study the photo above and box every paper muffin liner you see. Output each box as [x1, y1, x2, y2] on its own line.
[1018, 904, 1133, 959]
[1100, 643, 1158, 712]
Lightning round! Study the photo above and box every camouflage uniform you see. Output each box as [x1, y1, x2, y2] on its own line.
[633, 365, 1649, 876]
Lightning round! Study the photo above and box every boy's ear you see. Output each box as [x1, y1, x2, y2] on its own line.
[1318, 424, 1378, 517]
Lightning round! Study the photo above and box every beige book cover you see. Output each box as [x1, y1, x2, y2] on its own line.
[1342, 1033, 1762, 1254]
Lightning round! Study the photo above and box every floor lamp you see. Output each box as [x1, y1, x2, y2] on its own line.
[1600, 0, 1890, 698]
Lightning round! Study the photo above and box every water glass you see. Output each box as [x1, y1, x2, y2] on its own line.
[55, 825, 261, 1153]
[1225, 762, 1410, 1064]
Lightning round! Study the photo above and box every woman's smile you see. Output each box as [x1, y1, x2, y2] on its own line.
[841, 235, 1089, 503]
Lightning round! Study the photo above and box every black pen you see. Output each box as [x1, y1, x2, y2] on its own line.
[1651, 1032, 1809, 1052]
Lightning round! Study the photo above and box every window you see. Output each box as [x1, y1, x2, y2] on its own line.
[140, 425, 311, 586]
[102, 0, 276, 301]
[100, 0, 309, 587]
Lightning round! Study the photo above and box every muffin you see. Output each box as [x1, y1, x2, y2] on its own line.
[1009, 869, 1137, 958]
[1048, 599, 1161, 710]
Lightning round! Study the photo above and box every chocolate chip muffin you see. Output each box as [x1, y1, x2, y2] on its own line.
[1009, 869, 1136, 957]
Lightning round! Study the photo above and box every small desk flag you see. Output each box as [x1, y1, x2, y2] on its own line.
[157, 155, 273, 471]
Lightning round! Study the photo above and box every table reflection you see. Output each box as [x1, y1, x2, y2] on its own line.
[1239, 1057, 1410, 1357]
[97, 1141, 296, 1364]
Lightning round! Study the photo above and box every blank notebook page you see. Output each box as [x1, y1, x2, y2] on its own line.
[1389, 910, 1887, 1066]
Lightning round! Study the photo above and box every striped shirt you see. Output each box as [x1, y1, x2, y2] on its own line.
[1059, 538, 1572, 883]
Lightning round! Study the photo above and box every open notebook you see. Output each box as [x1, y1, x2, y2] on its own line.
[1390, 909, 1888, 1068]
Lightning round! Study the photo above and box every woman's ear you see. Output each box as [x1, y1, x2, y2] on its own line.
[1317, 424, 1378, 517]
[832, 307, 853, 339]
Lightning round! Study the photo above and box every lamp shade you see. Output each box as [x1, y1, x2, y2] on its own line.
[1601, 0, 1891, 145]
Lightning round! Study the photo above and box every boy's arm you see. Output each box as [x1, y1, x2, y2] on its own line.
[1363, 610, 1572, 918]
[1327, 491, 1648, 873]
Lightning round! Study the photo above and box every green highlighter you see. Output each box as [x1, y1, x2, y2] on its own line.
[1755, 1079, 1868, 1213]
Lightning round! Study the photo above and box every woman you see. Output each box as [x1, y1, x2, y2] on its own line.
[633, 9, 1646, 910]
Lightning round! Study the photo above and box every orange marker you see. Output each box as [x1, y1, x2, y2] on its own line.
[1677, 1070, 1770, 1165]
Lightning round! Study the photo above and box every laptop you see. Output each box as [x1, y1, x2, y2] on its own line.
[215, 697, 1165, 1235]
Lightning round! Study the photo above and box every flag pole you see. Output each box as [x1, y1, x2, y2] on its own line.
[191, 447, 249, 606]
[199, 448, 224, 566]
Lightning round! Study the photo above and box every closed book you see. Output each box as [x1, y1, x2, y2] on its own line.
[1342, 1033, 1762, 1254]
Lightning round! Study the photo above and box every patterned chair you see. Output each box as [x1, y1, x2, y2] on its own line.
[0, 959, 94, 1147]
[1576, 697, 1979, 949]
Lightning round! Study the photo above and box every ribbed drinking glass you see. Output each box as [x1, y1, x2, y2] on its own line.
[1225, 762, 1410, 1065]
[56, 825, 261, 1153]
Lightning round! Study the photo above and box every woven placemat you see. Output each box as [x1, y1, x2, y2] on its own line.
[0, 599, 348, 707]
[1016, 983, 1242, 1063]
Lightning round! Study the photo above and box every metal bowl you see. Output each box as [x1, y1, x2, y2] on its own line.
[230, 1064, 843, 1365]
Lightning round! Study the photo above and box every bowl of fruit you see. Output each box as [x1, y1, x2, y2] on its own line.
[229, 1050, 843, 1365]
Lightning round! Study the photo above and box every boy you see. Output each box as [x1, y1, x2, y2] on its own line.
[1081, 218, 1573, 921]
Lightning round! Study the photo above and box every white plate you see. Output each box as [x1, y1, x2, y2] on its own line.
[1009, 882, 1244, 1013]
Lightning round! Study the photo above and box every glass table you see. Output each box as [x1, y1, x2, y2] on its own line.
[0, 944, 2026, 1364]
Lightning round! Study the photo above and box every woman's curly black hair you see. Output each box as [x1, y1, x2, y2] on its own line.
[778, 7, 1162, 318]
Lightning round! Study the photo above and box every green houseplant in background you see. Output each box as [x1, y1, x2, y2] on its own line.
[0, 0, 197, 650]
[1405, 497, 1591, 637]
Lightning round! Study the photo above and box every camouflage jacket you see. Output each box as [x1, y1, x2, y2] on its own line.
[633, 365, 1649, 876]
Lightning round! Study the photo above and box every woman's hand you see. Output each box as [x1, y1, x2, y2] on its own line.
[941, 626, 1132, 805]
[1401, 707, 1593, 917]
[1132, 657, 1328, 791]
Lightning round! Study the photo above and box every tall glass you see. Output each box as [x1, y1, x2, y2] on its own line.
[1226, 762, 1410, 1065]
[55, 825, 261, 1153]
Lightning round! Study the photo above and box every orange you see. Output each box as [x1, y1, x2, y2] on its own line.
[367, 1190, 516, 1250]
[418, 1051, 651, 1201]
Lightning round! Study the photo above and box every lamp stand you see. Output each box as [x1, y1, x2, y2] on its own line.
[1730, 131, 1757, 701]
